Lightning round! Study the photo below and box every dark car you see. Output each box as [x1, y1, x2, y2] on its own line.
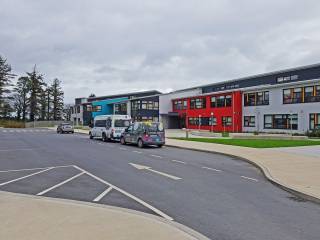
[57, 123, 74, 134]
[120, 122, 165, 148]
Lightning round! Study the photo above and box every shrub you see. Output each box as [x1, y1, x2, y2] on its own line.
[307, 130, 320, 138]
[0, 120, 25, 128]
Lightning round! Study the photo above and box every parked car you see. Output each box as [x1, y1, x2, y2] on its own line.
[120, 122, 165, 148]
[57, 123, 74, 134]
[89, 115, 131, 141]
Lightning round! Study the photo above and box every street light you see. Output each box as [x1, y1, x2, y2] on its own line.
[199, 114, 201, 131]
[210, 112, 214, 132]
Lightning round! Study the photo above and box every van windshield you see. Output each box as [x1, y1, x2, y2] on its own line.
[114, 119, 131, 127]
[144, 122, 164, 132]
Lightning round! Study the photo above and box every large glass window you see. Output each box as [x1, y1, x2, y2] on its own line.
[210, 96, 216, 108]
[244, 116, 255, 127]
[244, 91, 269, 106]
[216, 96, 226, 107]
[141, 101, 147, 109]
[292, 88, 302, 103]
[190, 98, 206, 109]
[114, 103, 127, 115]
[93, 105, 102, 112]
[173, 100, 187, 110]
[225, 95, 232, 107]
[310, 113, 320, 130]
[188, 117, 199, 125]
[222, 116, 232, 126]
[284, 85, 320, 104]
[264, 114, 298, 130]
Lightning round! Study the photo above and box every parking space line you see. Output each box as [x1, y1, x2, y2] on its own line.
[0, 148, 37, 152]
[202, 166, 222, 172]
[119, 147, 128, 150]
[0, 167, 54, 186]
[241, 176, 258, 182]
[37, 172, 85, 196]
[0, 165, 75, 173]
[150, 154, 163, 159]
[73, 165, 173, 221]
[93, 186, 113, 202]
[171, 160, 186, 164]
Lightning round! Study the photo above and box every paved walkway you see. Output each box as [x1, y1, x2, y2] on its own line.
[0, 191, 205, 240]
[166, 138, 320, 202]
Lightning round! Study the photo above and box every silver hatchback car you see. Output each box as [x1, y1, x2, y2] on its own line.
[57, 123, 74, 134]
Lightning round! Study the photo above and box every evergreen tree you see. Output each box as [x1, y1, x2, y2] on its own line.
[50, 78, 64, 120]
[0, 56, 15, 117]
[39, 85, 48, 120]
[13, 76, 29, 121]
[27, 66, 45, 121]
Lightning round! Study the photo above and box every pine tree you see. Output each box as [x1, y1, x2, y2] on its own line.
[0, 56, 15, 117]
[39, 85, 48, 120]
[50, 78, 64, 120]
[13, 76, 29, 121]
[27, 66, 45, 121]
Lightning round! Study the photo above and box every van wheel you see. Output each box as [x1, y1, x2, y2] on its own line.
[158, 144, 163, 148]
[120, 137, 126, 145]
[137, 139, 144, 148]
[89, 132, 93, 139]
[102, 133, 107, 142]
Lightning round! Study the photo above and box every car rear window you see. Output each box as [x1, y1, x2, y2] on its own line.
[114, 120, 131, 127]
[143, 122, 164, 132]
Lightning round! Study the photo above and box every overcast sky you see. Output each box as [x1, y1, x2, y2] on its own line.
[1, 0, 320, 103]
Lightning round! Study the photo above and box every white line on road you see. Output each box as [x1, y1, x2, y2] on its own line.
[37, 172, 85, 196]
[73, 165, 174, 221]
[241, 176, 258, 182]
[133, 150, 142, 154]
[150, 154, 163, 158]
[0, 168, 54, 186]
[202, 166, 222, 172]
[130, 163, 182, 181]
[171, 160, 186, 164]
[0, 148, 38, 152]
[93, 186, 113, 202]
[119, 147, 128, 150]
[0, 165, 75, 173]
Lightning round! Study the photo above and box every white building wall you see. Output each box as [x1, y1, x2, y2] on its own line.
[242, 80, 320, 133]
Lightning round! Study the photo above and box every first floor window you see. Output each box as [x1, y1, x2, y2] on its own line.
[310, 113, 320, 130]
[264, 114, 298, 130]
[244, 116, 255, 127]
[222, 116, 232, 126]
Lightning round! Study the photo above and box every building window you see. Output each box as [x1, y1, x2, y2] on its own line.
[310, 113, 320, 130]
[131, 101, 140, 111]
[225, 95, 232, 107]
[115, 103, 127, 115]
[284, 86, 320, 104]
[244, 91, 269, 106]
[210, 96, 216, 108]
[141, 101, 147, 109]
[222, 116, 232, 126]
[190, 98, 206, 109]
[173, 100, 187, 110]
[217, 96, 226, 107]
[86, 105, 92, 112]
[264, 114, 298, 130]
[277, 75, 299, 83]
[153, 101, 159, 110]
[209, 116, 217, 126]
[244, 116, 255, 127]
[77, 106, 81, 113]
[188, 117, 199, 125]
[93, 105, 102, 112]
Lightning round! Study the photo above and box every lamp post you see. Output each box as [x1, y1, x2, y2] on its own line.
[290, 110, 293, 136]
[210, 112, 214, 132]
[199, 114, 201, 131]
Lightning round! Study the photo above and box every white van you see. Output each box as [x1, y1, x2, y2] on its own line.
[89, 115, 131, 141]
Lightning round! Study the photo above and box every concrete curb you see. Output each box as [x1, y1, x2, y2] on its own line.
[165, 143, 320, 205]
[0, 190, 210, 240]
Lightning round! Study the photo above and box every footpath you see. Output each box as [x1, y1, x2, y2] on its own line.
[0, 191, 206, 240]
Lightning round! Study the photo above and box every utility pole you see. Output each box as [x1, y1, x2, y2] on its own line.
[47, 88, 50, 121]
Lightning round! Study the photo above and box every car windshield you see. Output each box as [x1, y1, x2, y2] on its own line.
[114, 119, 131, 127]
[62, 123, 71, 126]
[143, 122, 164, 132]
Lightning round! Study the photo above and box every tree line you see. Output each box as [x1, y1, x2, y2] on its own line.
[0, 55, 64, 121]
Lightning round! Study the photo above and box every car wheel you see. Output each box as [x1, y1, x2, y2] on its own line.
[120, 137, 126, 145]
[102, 133, 107, 142]
[158, 144, 163, 148]
[89, 132, 93, 139]
[137, 139, 144, 148]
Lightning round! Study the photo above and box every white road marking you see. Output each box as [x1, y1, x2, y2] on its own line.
[202, 166, 222, 172]
[37, 172, 85, 196]
[130, 163, 181, 181]
[241, 176, 259, 182]
[0, 148, 37, 152]
[73, 165, 174, 221]
[150, 154, 163, 158]
[133, 150, 142, 154]
[171, 160, 186, 164]
[0, 165, 75, 173]
[0, 167, 54, 186]
[119, 147, 128, 150]
[93, 186, 113, 202]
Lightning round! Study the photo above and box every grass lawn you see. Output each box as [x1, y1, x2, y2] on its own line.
[171, 137, 320, 148]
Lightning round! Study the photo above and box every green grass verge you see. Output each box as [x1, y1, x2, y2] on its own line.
[171, 137, 320, 148]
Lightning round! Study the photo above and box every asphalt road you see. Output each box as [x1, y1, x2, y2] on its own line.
[0, 128, 319, 240]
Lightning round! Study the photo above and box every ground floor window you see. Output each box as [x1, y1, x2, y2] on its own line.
[264, 114, 298, 130]
[188, 117, 217, 126]
[244, 116, 255, 127]
[310, 113, 320, 130]
[132, 116, 159, 122]
[222, 116, 232, 126]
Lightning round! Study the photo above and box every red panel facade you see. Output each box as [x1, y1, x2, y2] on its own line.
[172, 91, 242, 132]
